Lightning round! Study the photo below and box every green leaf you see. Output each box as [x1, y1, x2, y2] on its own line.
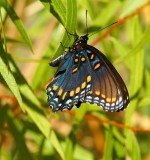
[3, 1, 33, 51]
[103, 128, 113, 160]
[41, 0, 66, 25]
[145, 70, 150, 95]
[116, 21, 150, 64]
[8, 56, 65, 160]
[6, 108, 33, 160]
[64, 89, 86, 160]
[0, 0, 5, 6]
[64, 106, 87, 159]
[79, 0, 97, 18]
[111, 37, 129, 56]
[93, 1, 122, 26]
[65, 137, 74, 160]
[126, 25, 150, 59]
[31, 48, 56, 90]
[51, 0, 77, 60]
[114, 140, 125, 158]
[125, 99, 138, 125]
[66, 0, 77, 32]
[74, 145, 94, 160]
[0, 106, 7, 128]
[139, 96, 150, 107]
[115, 17, 146, 97]
[127, 17, 144, 97]
[125, 131, 141, 160]
[0, 42, 24, 110]
[120, 0, 148, 18]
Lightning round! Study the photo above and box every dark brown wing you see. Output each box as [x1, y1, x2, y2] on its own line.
[81, 44, 129, 112]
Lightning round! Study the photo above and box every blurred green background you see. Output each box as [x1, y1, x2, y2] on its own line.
[1, 0, 150, 160]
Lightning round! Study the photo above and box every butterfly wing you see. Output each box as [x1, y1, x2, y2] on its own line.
[46, 51, 92, 111]
[47, 44, 129, 112]
[81, 44, 129, 112]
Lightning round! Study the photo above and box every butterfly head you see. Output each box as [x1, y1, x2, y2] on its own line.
[78, 34, 88, 44]
[70, 34, 89, 52]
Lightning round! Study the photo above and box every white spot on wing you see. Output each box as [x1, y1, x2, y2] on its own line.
[66, 99, 72, 106]
[119, 97, 122, 103]
[111, 103, 115, 107]
[106, 103, 110, 107]
[116, 100, 119, 105]
[87, 96, 92, 99]
[94, 97, 99, 101]
[54, 98, 58, 102]
[87, 84, 91, 89]
[101, 99, 105, 103]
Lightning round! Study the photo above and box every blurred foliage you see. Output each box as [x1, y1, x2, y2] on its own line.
[0, 0, 150, 160]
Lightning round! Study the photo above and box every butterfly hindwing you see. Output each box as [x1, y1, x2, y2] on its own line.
[81, 44, 129, 111]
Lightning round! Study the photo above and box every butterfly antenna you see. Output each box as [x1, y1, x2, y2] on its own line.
[89, 21, 118, 37]
[86, 10, 88, 35]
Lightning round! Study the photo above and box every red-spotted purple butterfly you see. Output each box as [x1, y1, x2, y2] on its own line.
[46, 16, 129, 112]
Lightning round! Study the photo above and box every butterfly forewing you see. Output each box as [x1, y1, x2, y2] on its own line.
[46, 50, 92, 111]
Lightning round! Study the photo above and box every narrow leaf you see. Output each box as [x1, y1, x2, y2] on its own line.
[103, 128, 113, 160]
[0, 42, 24, 110]
[125, 131, 141, 160]
[3, 1, 33, 51]
[41, 0, 66, 25]
[6, 108, 33, 160]
[52, 0, 77, 59]
[8, 56, 65, 160]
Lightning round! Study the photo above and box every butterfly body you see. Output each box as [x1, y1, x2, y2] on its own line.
[46, 34, 129, 112]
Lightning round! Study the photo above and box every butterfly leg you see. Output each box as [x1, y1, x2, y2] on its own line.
[60, 42, 70, 51]
[49, 52, 70, 67]
[65, 28, 78, 37]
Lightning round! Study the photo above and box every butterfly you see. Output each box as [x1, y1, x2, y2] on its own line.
[46, 32, 129, 112]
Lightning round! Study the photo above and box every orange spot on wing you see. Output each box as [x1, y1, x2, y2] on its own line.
[88, 91, 93, 94]
[58, 89, 63, 96]
[75, 58, 79, 62]
[72, 67, 78, 73]
[90, 54, 94, 60]
[112, 97, 116, 102]
[94, 63, 101, 70]
[95, 91, 100, 95]
[87, 76, 91, 82]
[53, 85, 58, 91]
[81, 82, 86, 89]
[62, 92, 67, 100]
[106, 98, 111, 102]
[70, 90, 75, 97]
[81, 57, 86, 62]
[76, 87, 80, 93]
[101, 94, 106, 98]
